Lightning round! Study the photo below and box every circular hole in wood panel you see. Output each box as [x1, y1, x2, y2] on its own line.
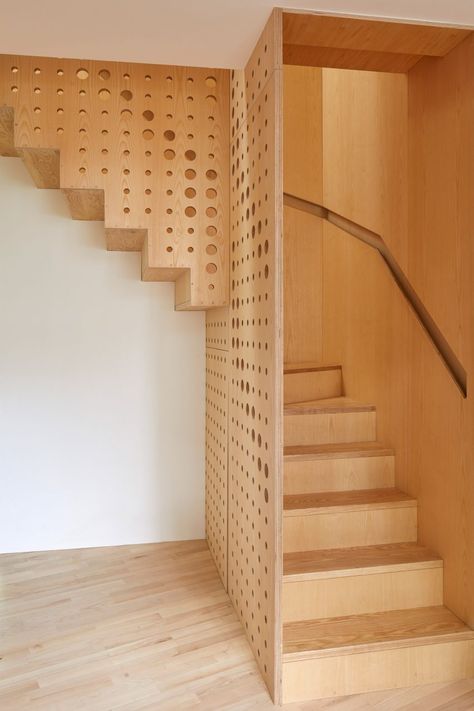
[120, 89, 133, 101]
[206, 207, 217, 218]
[34, 87, 41, 94]
[145, 74, 151, 81]
[185, 206, 196, 217]
[76, 68, 89, 80]
[187, 227, 194, 234]
[123, 73, 130, 80]
[57, 68, 64, 76]
[123, 207, 130, 214]
[102, 148, 108, 155]
[11, 66, 18, 73]
[206, 226, 217, 236]
[34, 67, 41, 75]
[11, 86, 18, 93]
[143, 110, 154, 121]
[185, 187, 196, 198]
[166, 227, 173, 234]
[121, 109, 132, 117]
[206, 263, 217, 274]
[34, 126, 41, 133]
[206, 244, 217, 255]
[206, 169, 217, 180]
[123, 188, 130, 194]
[79, 89, 86, 96]
[34, 107, 41, 113]
[185, 169, 196, 180]
[145, 188, 152, 195]
[206, 95, 217, 103]
[188, 246, 194, 253]
[57, 127, 64, 135]
[185, 150, 196, 161]
[164, 149, 175, 160]
[206, 188, 217, 199]
[163, 130, 175, 141]
[99, 88, 110, 100]
[142, 129, 154, 140]
[166, 246, 173, 252]
[145, 208, 151, 214]
[99, 69, 110, 80]
[205, 76, 217, 88]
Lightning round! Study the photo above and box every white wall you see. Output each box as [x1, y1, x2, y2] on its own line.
[0, 158, 205, 553]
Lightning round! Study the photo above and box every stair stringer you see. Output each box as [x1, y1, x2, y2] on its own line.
[0, 53, 230, 311]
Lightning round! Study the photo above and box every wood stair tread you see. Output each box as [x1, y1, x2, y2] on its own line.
[283, 542, 442, 579]
[284, 363, 342, 375]
[284, 441, 393, 460]
[284, 487, 416, 515]
[283, 606, 474, 658]
[284, 397, 375, 415]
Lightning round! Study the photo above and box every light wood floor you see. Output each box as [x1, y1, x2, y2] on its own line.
[1, 540, 473, 710]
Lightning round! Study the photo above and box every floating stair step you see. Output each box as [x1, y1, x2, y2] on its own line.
[282, 542, 443, 621]
[284, 363, 342, 404]
[284, 441, 394, 494]
[283, 488, 417, 553]
[284, 397, 376, 447]
[282, 606, 474, 702]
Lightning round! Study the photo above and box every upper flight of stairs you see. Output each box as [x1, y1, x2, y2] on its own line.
[281, 364, 474, 704]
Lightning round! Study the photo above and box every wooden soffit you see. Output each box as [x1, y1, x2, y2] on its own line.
[282, 12, 472, 73]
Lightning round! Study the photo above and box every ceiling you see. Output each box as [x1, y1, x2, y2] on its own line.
[0, 0, 473, 69]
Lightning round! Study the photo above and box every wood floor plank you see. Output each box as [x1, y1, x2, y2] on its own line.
[1, 542, 473, 709]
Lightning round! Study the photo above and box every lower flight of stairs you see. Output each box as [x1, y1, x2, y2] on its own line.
[281, 364, 474, 703]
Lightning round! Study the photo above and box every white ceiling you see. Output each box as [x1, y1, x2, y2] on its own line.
[1, 0, 473, 69]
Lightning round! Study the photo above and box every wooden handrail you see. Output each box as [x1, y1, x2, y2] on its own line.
[284, 192, 467, 398]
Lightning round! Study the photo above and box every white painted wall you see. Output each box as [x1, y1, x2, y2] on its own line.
[0, 158, 205, 553]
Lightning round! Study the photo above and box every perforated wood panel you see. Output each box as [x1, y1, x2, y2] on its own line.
[205, 346, 229, 587]
[0, 55, 229, 308]
[228, 10, 283, 702]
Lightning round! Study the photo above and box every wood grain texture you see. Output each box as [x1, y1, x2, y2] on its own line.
[1, 542, 473, 711]
[284, 606, 473, 656]
[282, 13, 471, 56]
[284, 44, 421, 73]
[283, 567, 443, 622]
[284, 205, 323, 364]
[0, 54, 230, 308]
[283, 503, 417, 553]
[284, 366, 342, 404]
[284, 542, 441, 578]
[284, 487, 415, 514]
[228, 9, 283, 701]
[284, 448, 394, 494]
[284, 407, 376, 447]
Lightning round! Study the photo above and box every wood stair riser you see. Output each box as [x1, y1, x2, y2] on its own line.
[284, 368, 342, 404]
[282, 566, 443, 622]
[284, 454, 394, 494]
[283, 505, 417, 553]
[282, 638, 474, 703]
[284, 411, 377, 446]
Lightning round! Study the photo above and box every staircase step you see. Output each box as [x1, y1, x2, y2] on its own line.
[282, 606, 474, 702]
[282, 543, 443, 622]
[284, 441, 394, 494]
[284, 363, 342, 404]
[283, 488, 417, 553]
[284, 397, 377, 447]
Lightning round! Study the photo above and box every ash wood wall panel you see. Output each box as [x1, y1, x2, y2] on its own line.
[205, 347, 229, 588]
[0, 55, 229, 309]
[322, 68, 408, 267]
[228, 9, 283, 702]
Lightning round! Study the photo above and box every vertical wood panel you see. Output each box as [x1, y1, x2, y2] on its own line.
[228, 10, 283, 702]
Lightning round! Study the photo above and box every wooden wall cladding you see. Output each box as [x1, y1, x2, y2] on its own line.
[0, 55, 229, 309]
[205, 344, 229, 588]
[284, 49, 474, 630]
[228, 9, 283, 701]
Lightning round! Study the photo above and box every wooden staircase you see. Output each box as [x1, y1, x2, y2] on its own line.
[281, 364, 474, 703]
